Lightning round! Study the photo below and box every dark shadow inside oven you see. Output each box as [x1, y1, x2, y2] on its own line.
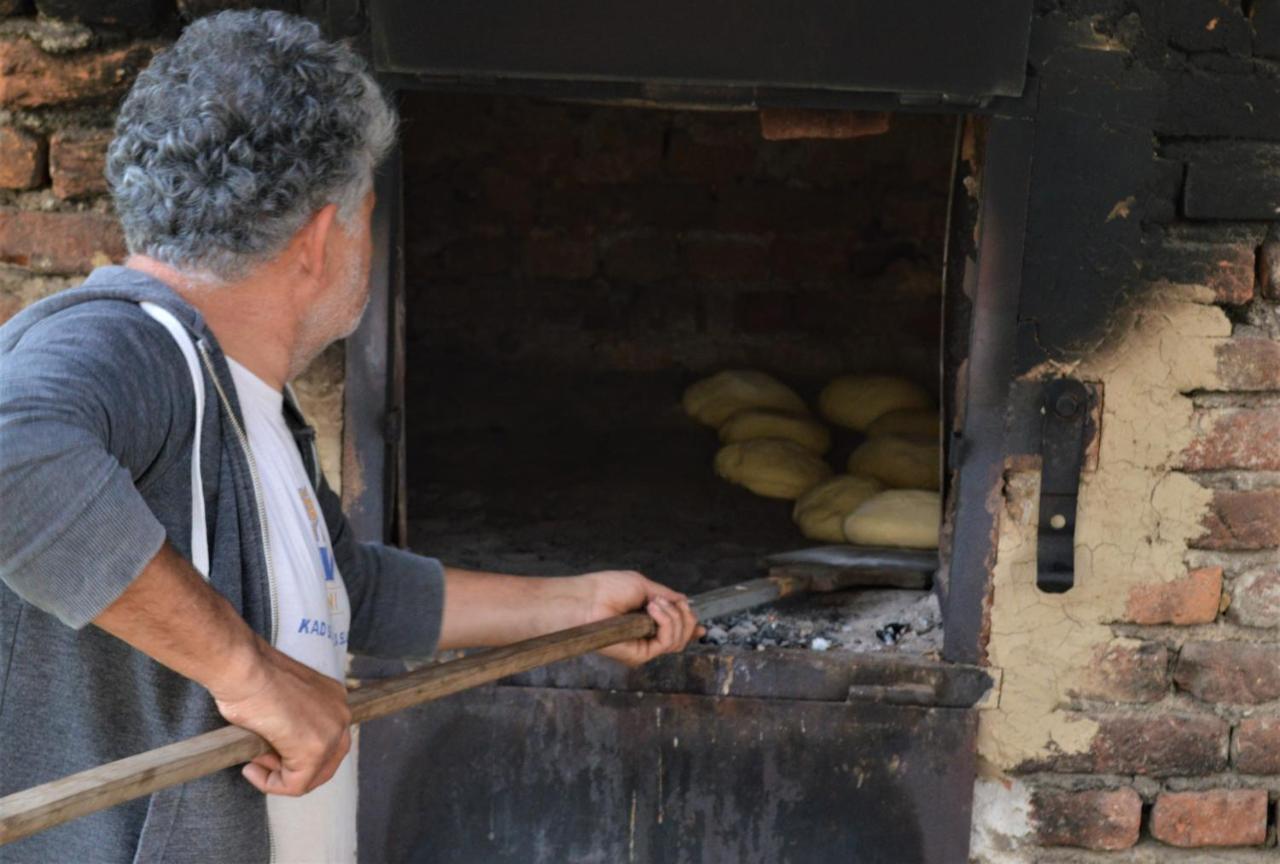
[399, 91, 957, 657]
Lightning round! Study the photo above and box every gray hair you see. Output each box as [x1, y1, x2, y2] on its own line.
[106, 9, 397, 282]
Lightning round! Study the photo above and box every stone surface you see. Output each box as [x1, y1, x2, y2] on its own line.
[0, 125, 45, 189]
[0, 38, 157, 108]
[1225, 568, 1280, 629]
[1149, 789, 1268, 847]
[49, 127, 111, 199]
[1032, 787, 1142, 851]
[1174, 641, 1280, 704]
[0, 209, 124, 273]
[1123, 566, 1222, 625]
[1234, 715, 1280, 774]
[0, 264, 80, 324]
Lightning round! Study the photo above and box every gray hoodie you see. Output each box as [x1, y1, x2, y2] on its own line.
[0, 265, 445, 863]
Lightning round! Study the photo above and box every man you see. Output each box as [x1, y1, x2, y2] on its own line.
[0, 10, 701, 863]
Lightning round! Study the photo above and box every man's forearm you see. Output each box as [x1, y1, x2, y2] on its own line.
[436, 567, 590, 650]
[92, 540, 266, 696]
[92, 540, 354, 795]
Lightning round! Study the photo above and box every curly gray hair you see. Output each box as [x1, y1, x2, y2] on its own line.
[106, 9, 397, 282]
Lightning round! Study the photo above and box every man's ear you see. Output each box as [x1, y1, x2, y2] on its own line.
[295, 203, 339, 297]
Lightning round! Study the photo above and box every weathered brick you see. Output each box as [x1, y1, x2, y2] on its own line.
[1259, 230, 1280, 299]
[759, 108, 891, 141]
[1150, 789, 1268, 848]
[1216, 338, 1280, 390]
[522, 230, 595, 280]
[682, 233, 770, 281]
[1226, 568, 1280, 628]
[34, 0, 171, 31]
[600, 231, 678, 282]
[1144, 240, 1255, 304]
[665, 130, 756, 183]
[1123, 567, 1223, 625]
[1032, 787, 1142, 851]
[771, 232, 852, 280]
[1149, 0, 1252, 54]
[1073, 639, 1169, 703]
[1195, 488, 1280, 551]
[1182, 408, 1280, 471]
[49, 127, 111, 199]
[1235, 715, 1280, 773]
[1175, 641, 1280, 704]
[1253, 0, 1280, 59]
[0, 39, 157, 109]
[0, 209, 124, 273]
[733, 291, 795, 334]
[1026, 713, 1228, 776]
[0, 126, 45, 190]
[1180, 141, 1280, 221]
[178, 0, 300, 22]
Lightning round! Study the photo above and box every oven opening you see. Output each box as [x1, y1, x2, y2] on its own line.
[400, 91, 965, 660]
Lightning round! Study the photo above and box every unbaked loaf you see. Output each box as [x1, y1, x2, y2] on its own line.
[792, 474, 884, 542]
[683, 370, 808, 428]
[847, 435, 940, 491]
[719, 408, 831, 455]
[842, 489, 941, 549]
[866, 407, 940, 441]
[714, 438, 833, 500]
[818, 374, 933, 431]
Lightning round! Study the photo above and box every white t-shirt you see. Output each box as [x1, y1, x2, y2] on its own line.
[227, 357, 357, 864]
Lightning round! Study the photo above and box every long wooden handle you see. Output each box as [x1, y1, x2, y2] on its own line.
[0, 572, 815, 846]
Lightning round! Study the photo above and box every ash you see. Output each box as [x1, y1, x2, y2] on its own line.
[701, 588, 942, 655]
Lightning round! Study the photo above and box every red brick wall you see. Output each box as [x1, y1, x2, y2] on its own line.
[400, 92, 954, 383]
[0, 1, 345, 485]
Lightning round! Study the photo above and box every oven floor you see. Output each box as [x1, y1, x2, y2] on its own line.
[404, 362, 941, 655]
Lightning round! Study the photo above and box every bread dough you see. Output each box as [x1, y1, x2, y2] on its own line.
[866, 407, 940, 440]
[714, 438, 832, 500]
[792, 474, 884, 542]
[683, 370, 808, 428]
[842, 489, 941, 549]
[847, 435, 940, 491]
[719, 408, 831, 454]
[818, 374, 933, 431]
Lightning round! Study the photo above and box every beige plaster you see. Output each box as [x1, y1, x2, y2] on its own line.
[977, 290, 1231, 769]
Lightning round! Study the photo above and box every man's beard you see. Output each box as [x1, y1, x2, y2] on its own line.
[289, 249, 370, 381]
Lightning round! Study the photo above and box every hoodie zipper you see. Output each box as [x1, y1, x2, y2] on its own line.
[194, 340, 280, 864]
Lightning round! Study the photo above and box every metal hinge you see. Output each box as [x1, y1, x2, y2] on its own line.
[1033, 378, 1096, 593]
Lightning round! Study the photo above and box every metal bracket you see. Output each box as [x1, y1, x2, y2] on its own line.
[1035, 378, 1090, 593]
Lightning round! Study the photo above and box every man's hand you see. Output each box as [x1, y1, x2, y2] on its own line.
[208, 641, 352, 797]
[93, 542, 352, 798]
[574, 570, 706, 667]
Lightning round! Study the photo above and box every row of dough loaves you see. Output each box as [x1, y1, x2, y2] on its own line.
[683, 369, 941, 549]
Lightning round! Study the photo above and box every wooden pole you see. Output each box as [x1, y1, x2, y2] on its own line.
[0, 572, 820, 845]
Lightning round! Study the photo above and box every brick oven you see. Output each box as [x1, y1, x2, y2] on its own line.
[3, 0, 1280, 861]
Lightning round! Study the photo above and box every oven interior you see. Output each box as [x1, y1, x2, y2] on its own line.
[398, 91, 960, 657]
